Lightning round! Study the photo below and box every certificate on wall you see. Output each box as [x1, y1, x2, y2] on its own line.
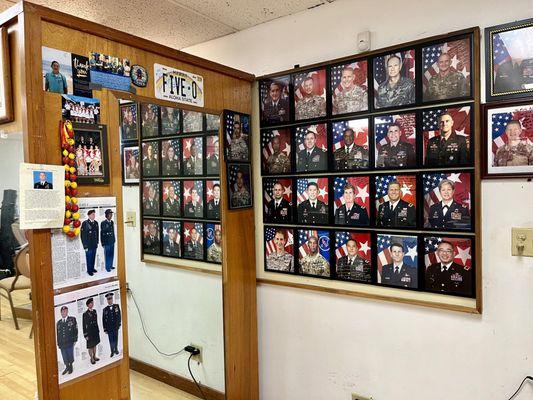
[154, 63, 204, 107]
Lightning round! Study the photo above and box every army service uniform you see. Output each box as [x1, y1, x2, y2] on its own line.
[143, 198, 159, 215]
[296, 147, 327, 172]
[377, 200, 416, 228]
[143, 235, 159, 254]
[185, 240, 203, 260]
[100, 218, 115, 272]
[376, 141, 416, 167]
[262, 98, 290, 124]
[34, 181, 53, 189]
[184, 201, 203, 218]
[266, 198, 291, 223]
[336, 256, 371, 282]
[427, 201, 470, 230]
[183, 156, 201, 176]
[163, 240, 180, 257]
[425, 71, 468, 101]
[142, 120, 158, 137]
[103, 303, 121, 356]
[82, 309, 100, 349]
[333, 86, 368, 114]
[334, 203, 369, 226]
[122, 122, 137, 140]
[298, 199, 328, 225]
[381, 263, 417, 288]
[376, 77, 415, 108]
[207, 243, 222, 263]
[266, 152, 291, 174]
[56, 316, 78, 374]
[295, 95, 326, 120]
[333, 144, 368, 170]
[206, 199, 221, 220]
[266, 251, 294, 272]
[81, 219, 99, 274]
[143, 156, 158, 176]
[162, 158, 179, 176]
[494, 142, 533, 166]
[425, 262, 471, 296]
[163, 198, 180, 217]
[300, 253, 330, 277]
[426, 132, 469, 166]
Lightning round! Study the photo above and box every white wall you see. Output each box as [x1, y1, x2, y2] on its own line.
[0, 132, 24, 218]
[184, 1, 533, 399]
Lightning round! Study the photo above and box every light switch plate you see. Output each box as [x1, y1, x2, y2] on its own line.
[511, 228, 533, 256]
[125, 211, 136, 228]
[352, 394, 372, 400]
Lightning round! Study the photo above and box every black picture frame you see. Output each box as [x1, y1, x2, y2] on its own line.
[295, 228, 332, 279]
[72, 122, 110, 185]
[182, 110, 204, 134]
[262, 177, 294, 224]
[329, 58, 370, 117]
[227, 163, 253, 209]
[292, 67, 328, 123]
[259, 75, 292, 127]
[182, 221, 205, 261]
[263, 226, 296, 275]
[205, 223, 223, 264]
[119, 102, 139, 141]
[121, 143, 140, 186]
[140, 103, 160, 139]
[142, 219, 161, 256]
[260, 127, 292, 175]
[223, 109, 251, 162]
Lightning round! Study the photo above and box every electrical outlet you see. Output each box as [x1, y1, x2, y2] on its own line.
[352, 394, 372, 400]
[190, 344, 203, 364]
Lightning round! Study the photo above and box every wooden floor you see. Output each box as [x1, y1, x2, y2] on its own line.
[0, 289, 199, 400]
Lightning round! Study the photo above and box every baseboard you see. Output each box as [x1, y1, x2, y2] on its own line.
[129, 357, 225, 400]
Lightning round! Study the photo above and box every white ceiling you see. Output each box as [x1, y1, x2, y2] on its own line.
[0, 0, 335, 49]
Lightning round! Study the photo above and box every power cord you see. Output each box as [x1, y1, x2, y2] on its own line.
[508, 376, 533, 400]
[188, 352, 207, 400]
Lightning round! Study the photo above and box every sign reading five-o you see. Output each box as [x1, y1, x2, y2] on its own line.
[154, 63, 204, 107]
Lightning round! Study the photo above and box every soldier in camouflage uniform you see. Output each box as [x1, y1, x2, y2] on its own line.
[376, 124, 416, 167]
[336, 239, 371, 282]
[207, 228, 222, 263]
[231, 170, 251, 207]
[295, 77, 326, 120]
[333, 128, 369, 170]
[266, 136, 291, 173]
[142, 106, 158, 137]
[184, 228, 203, 259]
[229, 121, 249, 161]
[376, 55, 415, 109]
[161, 107, 179, 135]
[426, 113, 469, 166]
[300, 236, 330, 277]
[266, 230, 293, 272]
[425, 53, 468, 101]
[494, 120, 533, 167]
[332, 66, 368, 114]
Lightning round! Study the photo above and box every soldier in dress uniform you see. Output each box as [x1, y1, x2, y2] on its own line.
[494, 120, 533, 167]
[266, 136, 291, 173]
[300, 235, 329, 277]
[81, 210, 99, 276]
[206, 184, 221, 220]
[206, 139, 220, 175]
[297, 182, 328, 224]
[336, 239, 371, 282]
[265, 230, 293, 272]
[142, 144, 158, 176]
[103, 292, 122, 357]
[163, 227, 180, 257]
[231, 170, 252, 208]
[333, 128, 369, 170]
[425, 53, 468, 101]
[82, 298, 100, 365]
[184, 142, 202, 176]
[295, 77, 326, 120]
[335, 183, 369, 226]
[185, 228, 203, 260]
[265, 182, 291, 223]
[143, 223, 160, 254]
[34, 171, 53, 189]
[229, 121, 249, 161]
[380, 242, 417, 288]
[207, 228, 222, 263]
[161, 107, 179, 135]
[427, 179, 470, 230]
[332, 66, 368, 114]
[376, 55, 415, 108]
[262, 81, 290, 124]
[162, 144, 179, 176]
[121, 107, 137, 140]
[425, 241, 471, 295]
[296, 129, 327, 172]
[163, 185, 180, 217]
[100, 209, 115, 272]
[426, 113, 469, 166]
[143, 184, 159, 215]
[142, 105, 158, 137]
[377, 181, 416, 228]
[185, 187, 203, 218]
[376, 124, 416, 168]
[494, 60, 523, 93]
[56, 306, 78, 375]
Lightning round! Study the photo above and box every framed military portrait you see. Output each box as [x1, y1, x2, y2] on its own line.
[330, 60, 369, 115]
[227, 163, 253, 209]
[423, 235, 474, 297]
[224, 110, 251, 162]
[482, 101, 533, 178]
[142, 181, 160, 216]
[182, 221, 204, 261]
[206, 223, 222, 263]
[296, 177, 328, 225]
[259, 76, 291, 126]
[374, 113, 417, 169]
[332, 176, 370, 227]
[293, 69, 327, 121]
[161, 139, 181, 176]
[72, 123, 110, 185]
[142, 219, 161, 255]
[121, 144, 139, 185]
[205, 180, 221, 220]
[182, 137, 204, 176]
[205, 135, 220, 175]
[162, 221, 181, 258]
[372, 50, 416, 110]
[140, 103, 159, 138]
[205, 113, 221, 132]
[422, 172, 472, 231]
[141, 141, 159, 177]
[162, 180, 181, 218]
[334, 231, 372, 283]
[264, 227, 294, 274]
[182, 110, 204, 133]
[422, 36, 472, 103]
[331, 118, 369, 171]
[422, 105, 472, 167]
[485, 18, 533, 102]
[160, 106, 181, 136]
[295, 123, 328, 173]
[261, 128, 291, 175]
[119, 103, 139, 141]
[297, 229, 331, 278]
[376, 234, 418, 289]
[374, 174, 417, 229]
[263, 178, 293, 224]
[182, 180, 204, 219]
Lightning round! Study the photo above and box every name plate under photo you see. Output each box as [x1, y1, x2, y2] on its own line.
[154, 63, 204, 107]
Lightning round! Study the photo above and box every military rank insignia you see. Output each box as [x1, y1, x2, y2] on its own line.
[131, 65, 148, 87]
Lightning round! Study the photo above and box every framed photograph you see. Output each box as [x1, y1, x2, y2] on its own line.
[161, 139, 181, 176]
[140, 103, 159, 138]
[423, 235, 473, 297]
[0, 28, 12, 123]
[142, 219, 161, 255]
[296, 177, 328, 225]
[259, 76, 291, 126]
[422, 37, 472, 103]
[62, 95, 100, 125]
[182, 110, 204, 133]
[422, 105, 472, 167]
[485, 18, 533, 102]
[227, 163, 253, 209]
[224, 110, 251, 162]
[182, 180, 204, 219]
[206, 223, 222, 263]
[142, 181, 160, 216]
[422, 172, 472, 231]
[72, 123, 110, 184]
[141, 141, 159, 177]
[376, 234, 418, 288]
[373, 49, 416, 110]
[162, 221, 181, 258]
[182, 221, 204, 261]
[295, 123, 328, 173]
[334, 231, 372, 283]
[374, 112, 417, 168]
[264, 227, 294, 274]
[261, 128, 291, 174]
[297, 229, 331, 277]
[119, 103, 138, 141]
[293, 69, 327, 121]
[263, 177, 293, 223]
[205, 113, 221, 132]
[182, 137, 204, 176]
[206, 135, 220, 175]
[374, 174, 417, 228]
[332, 176, 370, 227]
[331, 118, 369, 171]
[121, 144, 140, 185]
[160, 106, 181, 136]
[205, 180, 221, 220]
[330, 60, 369, 115]
[483, 101, 533, 178]
[162, 180, 181, 218]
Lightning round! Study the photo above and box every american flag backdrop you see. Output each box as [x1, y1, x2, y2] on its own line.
[124, 146, 139, 164]
[376, 234, 418, 281]
[334, 231, 371, 261]
[489, 106, 533, 154]
[260, 77, 290, 107]
[142, 219, 160, 237]
[422, 106, 471, 158]
[206, 180, 220, 203]
[295, 123, 328, 152]
[422, 38, 471, 89]
[296, 177, 328, 205]
[228, 164, 251, 191]
[374, 112, 416, 155]
[261, 128, 291, 167]
[374, 174, 417, 208]
[263, 178, 292, 215]
[161, 139, 181, 161]
[142, 142, 159, 161]
[182, 180, 203, 205]
[183, 221, 203, 245]
[424, 236, 472, 270]
[141, 103, 159, 125]
[206, 135, 219, 158]
[491, 27, 533, 76]
[294, 69, 327, 101]
[298, 229, 330, 261]
[121, 103, 137, 124]
[333, 176, 370, 213]
[142, 181, 160, 202]
[224, 111, 250, 145]
[422, 172, 471, 221]
[182, 137, 203, 159]
[332, 118, 369, 150]
[264, 227, 294, 257]
[491, 32, 512, 75]
[373, 50, 416, 93]
[162, 221, 181, 245]
[330, 61, 368, 103]
[162, 180, 181, 202]
[206, 223, 221, 248]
